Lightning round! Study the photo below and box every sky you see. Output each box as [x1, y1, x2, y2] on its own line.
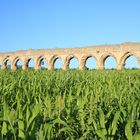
[0, 0, 140, 69]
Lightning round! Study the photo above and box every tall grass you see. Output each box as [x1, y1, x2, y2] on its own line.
[0, 70, 140, 139]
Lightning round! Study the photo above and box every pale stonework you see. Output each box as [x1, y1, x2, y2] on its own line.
[0, 42, 140, 70]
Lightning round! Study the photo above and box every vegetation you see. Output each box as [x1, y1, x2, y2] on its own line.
[0, 70, 140, 140]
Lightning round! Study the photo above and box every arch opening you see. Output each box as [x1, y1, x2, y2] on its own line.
[85, 56, 96, 70]
[69, 57, 79, 69]
[5, 59, 11, 69]
[54, 58, 63, 69]
[40, 58, 47, 69]
[124, 55, 139, 69]
[104, 56, 117, 69]
[15, 59, 22, 69]
[27, 59, 35, 69]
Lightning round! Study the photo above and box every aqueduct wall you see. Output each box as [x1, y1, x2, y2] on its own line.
[0, 42, 140, 70]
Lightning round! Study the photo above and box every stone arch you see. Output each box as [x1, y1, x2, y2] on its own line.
[49, 55, 63, 69]
[2, 56, 11, 69]
[81, 55, 97, 70]
[36, 55, 48, 69]
[54, 58, 63, 69]
[25, 58, 35, 69]
[119, 52, 140, 69]
[12, 56, 23, 69]
[64, 55, 79, 69]
[99, 53, 118, 69]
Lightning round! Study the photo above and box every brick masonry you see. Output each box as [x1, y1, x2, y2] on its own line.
[0, 42, 140, 70]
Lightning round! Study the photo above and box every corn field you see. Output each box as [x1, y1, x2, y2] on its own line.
[0, 70, 140, 140]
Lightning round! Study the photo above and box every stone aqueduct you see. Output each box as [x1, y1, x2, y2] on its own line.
[0, 42, 140, 70]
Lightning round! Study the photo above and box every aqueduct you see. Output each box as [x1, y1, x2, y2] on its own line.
[0, 42, 140, 70]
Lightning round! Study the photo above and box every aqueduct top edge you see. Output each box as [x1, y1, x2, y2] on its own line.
[0, 42, 140, 57]
[0, 42, 140, 54]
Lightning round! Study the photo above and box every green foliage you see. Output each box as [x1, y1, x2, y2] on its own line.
[0, 69, 140, 139]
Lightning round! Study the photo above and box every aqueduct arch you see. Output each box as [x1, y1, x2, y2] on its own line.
[118, 52, 140, 69]
[36, 55, 48, 69]
[0, 42, 140, 70]
[2, 56, 11, 69]
[80, 55, 97, 70]
[48, 55, 63, 70]
[63, 55, 79, 70]
[99, 52, 118, 69]
[12, 57, 23, 70]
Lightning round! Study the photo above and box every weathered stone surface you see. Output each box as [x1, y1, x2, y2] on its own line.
[0, 42, 140, 70]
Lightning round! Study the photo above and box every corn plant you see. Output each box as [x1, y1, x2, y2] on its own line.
[0, 69, 140, 139]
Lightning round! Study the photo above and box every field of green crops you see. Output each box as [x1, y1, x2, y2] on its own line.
[0, 70, 140, 140]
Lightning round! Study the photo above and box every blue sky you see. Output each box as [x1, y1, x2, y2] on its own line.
[0, 0, 140, 69]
